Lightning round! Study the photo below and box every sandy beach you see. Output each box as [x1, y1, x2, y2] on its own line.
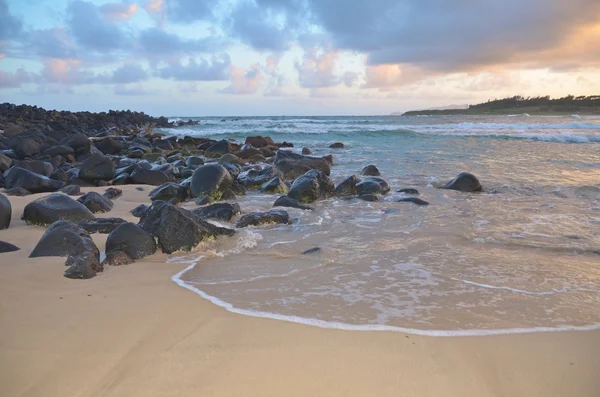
[0, 186, 597, 397]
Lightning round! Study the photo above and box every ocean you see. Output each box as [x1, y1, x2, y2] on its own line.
[161, 114, 600, 336]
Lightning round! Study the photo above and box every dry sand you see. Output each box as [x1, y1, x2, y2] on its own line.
[1, 186, 599, 397]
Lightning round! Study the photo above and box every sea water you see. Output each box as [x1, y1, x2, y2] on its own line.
[161, 114, 600, 336]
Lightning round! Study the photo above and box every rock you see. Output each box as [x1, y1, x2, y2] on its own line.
[245, 136, 274, 148]
[78, 217, 127, 234]
[43, 145, 74, 158]
[358, 194, 379, 202]
[14, 160, 53, 176]
[135, 187, 144, 191]
[260, 176, 288, 194]
[442, 172, 483, 192]
[0, 193, 11, 229]
[216, 153, 245, 166]
[101, 250, 134, 267]
[0, 241, 20, 253]
[96, 137, 122, 155]
[64, 257, 97, 279]
[237, 147, 263, 159]
[149, 182, 188, 203]
[129, 167, 171, 186]
[131, 204, 148, 218]
[302, 147, 312, 155]
[301, 247, 321, 255]
[190, 163, 233, 199]
[397, 197, 430, 206]
[287, 169, 334, 203]
[356, 177, 390, 196]
[273, 195, 314, 210]
[61, 134, 91, 156]
[204, 139, 232, 158]
[334, 175, 358, 196]
[186, 156, 204, 167]
[192, 203, 241, 222]
[78, 154, 115, 182]
[238, 167, 283, 189]
[274, 150, 332, 177]
[329, 142, 345, 149]
[103, 187, 123, 199]
[221, 189, 236, 200]
[60, 185, 81, 196]
[397, 188, 419, 195]
[4, 167, 65, 193]
[30, 221, 99, 262]
[234, 209, 291, 228]
[106, 222, 156, 259]
[12, 138, 41, 158]
[194, 196, 212, 206]
[360, 165, 380, 176]
[4, 187, 31, 196]
[138, 201, 234, 254]
[0, 153, 13, 172]
[77, 192, 114, 213]
[23, 193, 95, 226]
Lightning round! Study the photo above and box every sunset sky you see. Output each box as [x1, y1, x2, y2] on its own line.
[1, 0, 599, 116]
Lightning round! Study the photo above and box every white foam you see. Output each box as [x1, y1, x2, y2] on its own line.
[452, 278, 566, 296]
[171, 262, 600, 337]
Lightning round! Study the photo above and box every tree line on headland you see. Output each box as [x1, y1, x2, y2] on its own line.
[402, 95, 600, 116]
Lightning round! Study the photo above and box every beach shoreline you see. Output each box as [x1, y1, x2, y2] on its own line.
[1, 186, 599, 397]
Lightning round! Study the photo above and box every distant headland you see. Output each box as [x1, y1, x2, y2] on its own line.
[400, 95, 600, 116]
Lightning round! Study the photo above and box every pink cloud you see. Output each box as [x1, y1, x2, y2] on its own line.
[221, 64, 263, 95]
[99, 3, 138, 21]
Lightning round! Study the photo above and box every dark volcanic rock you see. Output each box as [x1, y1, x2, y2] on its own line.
[287, 169, 334, 203]
[103, 187, 123, 199]
[356, 177, 390, 196]
[358, 194, 380, 202]
[23, 193, 95, 226]
[78, 217, 127, 234]
[77, 192, 114, 213]
[138, 201, 234, 254]
[186, 156, 204, 167]
[0, 241, 20, 253]
[190, 163, 233, 199]
[4, 187, 32, 196]
[204, 139, 232, 158]
[260, 176, 288, 194]
[192, 203, 241, 222]
[442, 172, 483, 192]
[12, 138, 41, 158]
[329, 142, 345, 148]
[274, 150, 332, 177]
[96, 137, 122, 155]
[131, 204, 148, 218]
[397, 188, 420, 195]
[14, 160, 53, 176]
[4, 167, 65, 193]
[245, 136, 274, 148]
[101, 250, 134, 266]
[273, 195, 313, 210]
[64, 257, 97, 279]
[149, 182, 188, 203]
[129, 167, 171, 186]
[334, 175, 358, 196]
[106, 222, 156, 259]
[360, 165, 380, 176]
[0, 193, 11, 229]
[238, 166, 283, 189]
[78, 154, 115, 182]
[60, 185, 81, 196]
[234, 209, 291, 228]
[397, 197, 430, 206]
[301, 147, 312, 155]
[301, 247, 321, 255]
[0, 153, 13, 172]
[43, 145, 74, 158]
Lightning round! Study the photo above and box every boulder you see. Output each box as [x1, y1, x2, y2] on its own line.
[192, 203, 241, 222]
[0, 153, 13, 172]
[360, 165, 380, 176]
[129, 167, 171, 186]
[12, 138, 41, 158]
[0, 193, 11, 229]
[397, 188, 419, 195]
[131, 204, 148, 218]
[30, 221, 100, 266]
[149, 182, 188, 203]
[356, 177, 390, 196]
[64, 257, 97, 279]
[190, 163, 233, 199]
[23, 193, 95, 226]
[238, 166, 283, 189]
[138, 201, 234, 254]
[237, 147, 263, 159]
[43, 145, 74, 158]
[60, 185, 81, 196]
[77, 192, 114, 213]
[301, 148, 312, 155]
[302, 247, 320, 255]
[334, 175, 358, 196]
[204, 139, 232, 158]
[78, 217, 127, 234]
[101, 250, 134, 267]
[78, 154, 115, 182]
[106, 222, 156, 259]
[234, 209, 291, 228]
[14, 160, 53, 176]
[4, 187, 31, 196]
[329, 142, 345, 149]
[4, 167, 65, 193]
[245, 136, 274, 148]
[186, 156, 204, 167]
[287, 169, 334, 203]
[358, 194, 380, 202]
[103, 187, 123, 199]
[260, 176, 288, 194]
[442, 172, 483, 192]
[96, 137, 122, 155]
[397, 197, 430, 206]
[274, 150, 332, 177]
[273, 196, 313, 211]
[0, 241, 20, 253]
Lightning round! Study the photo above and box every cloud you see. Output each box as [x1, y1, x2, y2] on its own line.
[295, 47, 340, 88]
[99, 3, 138, 21]
[138, 27, 225, 56]
[221, 64, 263, 95]
[159, 54, 231, 81]
[28, 27, 79, 60]
[0, 68, 31, 88]
[110, 63, 148, 84]
[0, 0, 22, 41]
[164, 0, 213, 23]
[114, 83, 151, 95]
[67, 0, 130, 53]
[143, 0, 167, 26]
[362, 64, 429, 90]
[39, 58, 95, 84]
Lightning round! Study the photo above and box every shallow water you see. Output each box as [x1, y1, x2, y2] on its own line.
[163, 115, 600, 335]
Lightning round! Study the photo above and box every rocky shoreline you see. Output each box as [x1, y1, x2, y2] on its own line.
[0, 103, 482, 279]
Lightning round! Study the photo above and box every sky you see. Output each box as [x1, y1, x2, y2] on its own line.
[0, 0, 599, 116]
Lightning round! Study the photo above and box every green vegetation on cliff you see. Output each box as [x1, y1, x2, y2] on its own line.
[402, 95, 600, 116]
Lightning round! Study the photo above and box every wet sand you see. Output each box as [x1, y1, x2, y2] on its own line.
[1, 186, 599, 397]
